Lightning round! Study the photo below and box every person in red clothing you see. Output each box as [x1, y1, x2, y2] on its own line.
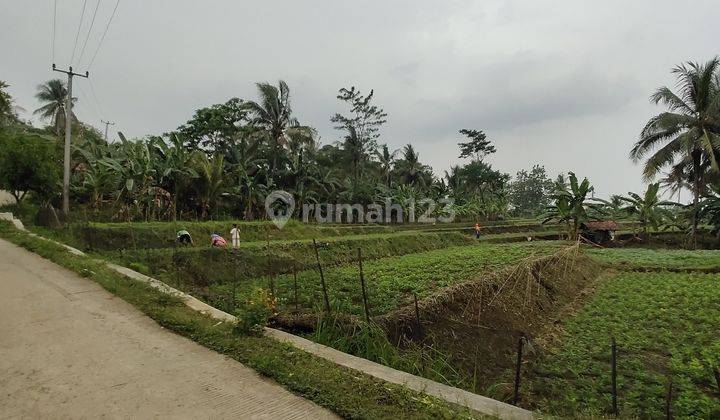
[210, 233, 228, 248]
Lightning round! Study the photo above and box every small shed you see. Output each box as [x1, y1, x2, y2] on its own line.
[581, 220, 619, 245]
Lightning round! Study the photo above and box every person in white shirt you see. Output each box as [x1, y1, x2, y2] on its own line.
[230, 223, 240, 249]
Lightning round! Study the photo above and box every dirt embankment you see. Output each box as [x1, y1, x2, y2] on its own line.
[377, 244, 603, 396]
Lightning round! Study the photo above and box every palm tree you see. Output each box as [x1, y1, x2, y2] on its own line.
[376, 144, 397, 187]
[245, 80, 313, 172]
[630, 59, 720, 246]
[34, 79, 76, 136]
[151, 134, 198, 220]
[396, 144, 428, 188]
[619, 183, 675, 241]
[193, 154, 226, 220]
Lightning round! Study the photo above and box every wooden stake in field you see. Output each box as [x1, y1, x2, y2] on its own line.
[611, 336, 618, 416]
[293, 262, 299, 312]
[231, 250, 239, 312]
[312, 239, 331, 314]
[665, 377, 673, 420]
[513, 334, 524, 406]
[413, 292, 423, 338]
[357, 248, 371, 322]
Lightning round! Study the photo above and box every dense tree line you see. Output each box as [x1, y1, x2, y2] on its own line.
[1, 57, 720, 242]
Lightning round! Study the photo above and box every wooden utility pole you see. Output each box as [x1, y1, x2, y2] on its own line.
[101, 119, 115, 142]
[52, 64, 89, 216]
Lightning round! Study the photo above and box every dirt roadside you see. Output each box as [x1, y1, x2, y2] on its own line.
[0, 238, 336, 419]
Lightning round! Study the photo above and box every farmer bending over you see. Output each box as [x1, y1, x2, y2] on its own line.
[177, 229, 194, 246]
[211, 233, 228, 248]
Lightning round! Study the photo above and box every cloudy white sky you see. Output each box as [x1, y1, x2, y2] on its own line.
[2, 1, 719, 198]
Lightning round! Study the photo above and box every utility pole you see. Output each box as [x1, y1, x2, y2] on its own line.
[52, 64, 89, 217]
[101, 119, 115, 142]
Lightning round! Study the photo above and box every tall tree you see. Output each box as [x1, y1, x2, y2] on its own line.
[376, 144, 397, 187]
[630, 58, 720, 246]
[458, 129, 496, 161]
[176, 97, 249, 154]
[331, 86, 387, 182]
[508, 165, 553, 217]
[246, 80, 313, 172]
[34, 79, 76, 136]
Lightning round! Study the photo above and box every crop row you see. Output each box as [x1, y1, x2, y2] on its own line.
[587, 247, 720, 270]
[230, 241, 567, 316]
[531, 271, 720, 418]
[111, 231, 475, 289]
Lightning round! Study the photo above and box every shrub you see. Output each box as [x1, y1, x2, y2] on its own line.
[234, 288, 276, 335]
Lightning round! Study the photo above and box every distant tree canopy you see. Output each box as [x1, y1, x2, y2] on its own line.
[508, 165, 553, 217]
[176, 97, 250, 154]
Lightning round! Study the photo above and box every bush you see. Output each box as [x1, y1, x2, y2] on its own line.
[0, 128, 61, 204]
[234, 288, 276, 335]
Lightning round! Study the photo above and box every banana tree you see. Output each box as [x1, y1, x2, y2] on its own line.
[542, 172, 594, 240]
[619, 183, 676, 241]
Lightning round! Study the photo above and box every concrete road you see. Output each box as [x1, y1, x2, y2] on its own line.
[0, 239, 337, 419]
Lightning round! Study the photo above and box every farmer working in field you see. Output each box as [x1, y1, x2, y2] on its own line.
[474, 222, 481, 239]
[230, 223, 240, 250]
[177, 229, 194, 246]
[210, 233, 228, 248]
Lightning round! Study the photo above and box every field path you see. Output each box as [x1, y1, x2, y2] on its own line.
[0, 239, 336, 419]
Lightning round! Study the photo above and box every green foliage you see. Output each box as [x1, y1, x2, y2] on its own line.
[587, 247, 720, 270]
[457, 129, 496, 161]
[532, 271, 720, 418]
[0, 128, 61, 204]
[508, 165, 553, 217]
[542, 172, 594, 239]
[265, 241, 564, 316]
[234, 287, 275, 335]
[617, 182, 676, 238]
[34, 79, 75, 136]
[176, 97, 249, 154]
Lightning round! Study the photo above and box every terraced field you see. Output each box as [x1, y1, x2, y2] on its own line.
[528, 247, 720, 418]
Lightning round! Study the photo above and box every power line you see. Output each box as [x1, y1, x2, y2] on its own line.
[77, 0, 102, 67]
[87, 0, 120, 70]
[70, 0, 89, 65]
[87, 77, 106, 119]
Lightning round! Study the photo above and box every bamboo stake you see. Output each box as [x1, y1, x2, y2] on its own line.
[611, 336, 618, 416]
[357, 248, 370, 322]
[313, 239, 331, 313]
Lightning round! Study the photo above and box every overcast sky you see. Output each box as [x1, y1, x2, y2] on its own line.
[2, 1, 719, 198]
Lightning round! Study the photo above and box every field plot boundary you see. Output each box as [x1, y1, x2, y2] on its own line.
[3, 214, 534, 420]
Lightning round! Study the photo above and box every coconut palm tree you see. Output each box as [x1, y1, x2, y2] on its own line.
[193, 154, 226, 220]
[396, 144, 429, 188]
[34, 79, 76, 136]
[376, 144, 397, 187]
[245, 80, 313, 172]
[630, 59, 720, 246]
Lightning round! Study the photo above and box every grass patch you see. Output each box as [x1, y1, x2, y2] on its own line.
[530, 271, 720, 418]
[0, 221, 483, 419]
